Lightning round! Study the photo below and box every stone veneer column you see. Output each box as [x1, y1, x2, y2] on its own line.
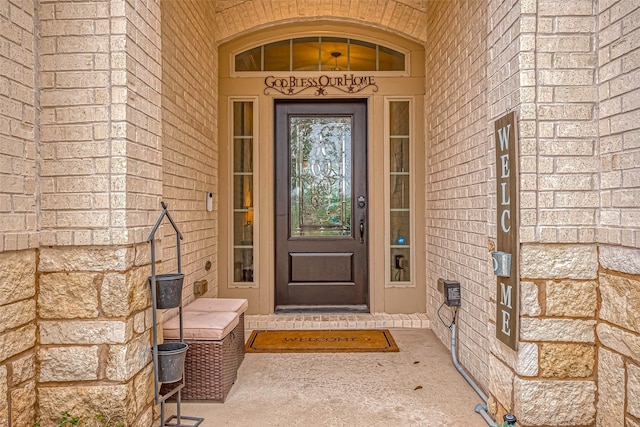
[35, 0, 162, 425]
[0, 251, 37, 426]
[37, 245, 154, 426]
[513, 245, 598, 425]
[486, 0, 640, 425]
[597, 248, 640, 426]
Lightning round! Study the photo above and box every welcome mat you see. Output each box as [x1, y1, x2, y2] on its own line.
[245, 329, 399, 353]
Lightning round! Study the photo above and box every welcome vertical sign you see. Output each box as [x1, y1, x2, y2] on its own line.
[494, 111, 519, 350]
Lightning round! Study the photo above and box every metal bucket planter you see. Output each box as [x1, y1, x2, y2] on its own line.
[149, 273, 184, 309]
[157, 342, 188, 383]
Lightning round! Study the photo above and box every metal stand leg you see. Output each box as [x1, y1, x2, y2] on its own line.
[149, 202, 204, 427]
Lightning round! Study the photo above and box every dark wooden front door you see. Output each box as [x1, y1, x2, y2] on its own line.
[275, 99, 368, 310]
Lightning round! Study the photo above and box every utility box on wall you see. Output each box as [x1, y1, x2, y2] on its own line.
[437, 278, 461, 307]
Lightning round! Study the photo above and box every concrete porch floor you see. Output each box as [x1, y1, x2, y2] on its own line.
[165, 315, 489, 427]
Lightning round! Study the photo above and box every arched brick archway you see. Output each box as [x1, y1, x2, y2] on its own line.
[213, 0, 427, 43]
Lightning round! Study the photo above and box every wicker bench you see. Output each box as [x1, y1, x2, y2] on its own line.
[184, 298, 248, 367]
[162, 310, 241, 402]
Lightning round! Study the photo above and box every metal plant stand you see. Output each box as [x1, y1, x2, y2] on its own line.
[148, 202, 203, 427]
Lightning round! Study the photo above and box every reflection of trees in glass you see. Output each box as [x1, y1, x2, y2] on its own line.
[290, 117, 352, 236]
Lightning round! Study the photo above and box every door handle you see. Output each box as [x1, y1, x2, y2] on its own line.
[359, 216, 365, 244]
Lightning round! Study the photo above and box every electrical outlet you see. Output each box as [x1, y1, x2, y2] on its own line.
[193, 279, 208, 297]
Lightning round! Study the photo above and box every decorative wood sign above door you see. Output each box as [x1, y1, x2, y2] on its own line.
[264, 74, 378, 96]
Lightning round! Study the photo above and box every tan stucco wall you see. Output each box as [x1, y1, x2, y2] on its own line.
[216, 21, 427, 315]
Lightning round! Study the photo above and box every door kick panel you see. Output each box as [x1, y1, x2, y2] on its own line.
[290, 253, 353, 282]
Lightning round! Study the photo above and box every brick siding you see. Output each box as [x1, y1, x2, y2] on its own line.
[161, 0, 218, 303]
[425, 0, 490, 390]
[0, 1, 639, 425]
[0, 0, 37, 252]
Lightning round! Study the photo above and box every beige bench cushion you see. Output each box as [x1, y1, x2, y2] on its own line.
[184, 298, 248, 314]
[163, 311, 239, 341]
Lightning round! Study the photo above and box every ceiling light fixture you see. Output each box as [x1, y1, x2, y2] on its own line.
[330, 51, 342, 71]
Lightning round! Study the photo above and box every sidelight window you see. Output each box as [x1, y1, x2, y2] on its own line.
[387, 100, 412, 285]
[232, 101, 256, 286]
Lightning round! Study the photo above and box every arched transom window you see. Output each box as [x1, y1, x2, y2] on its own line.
[234, 37, 406, 72]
